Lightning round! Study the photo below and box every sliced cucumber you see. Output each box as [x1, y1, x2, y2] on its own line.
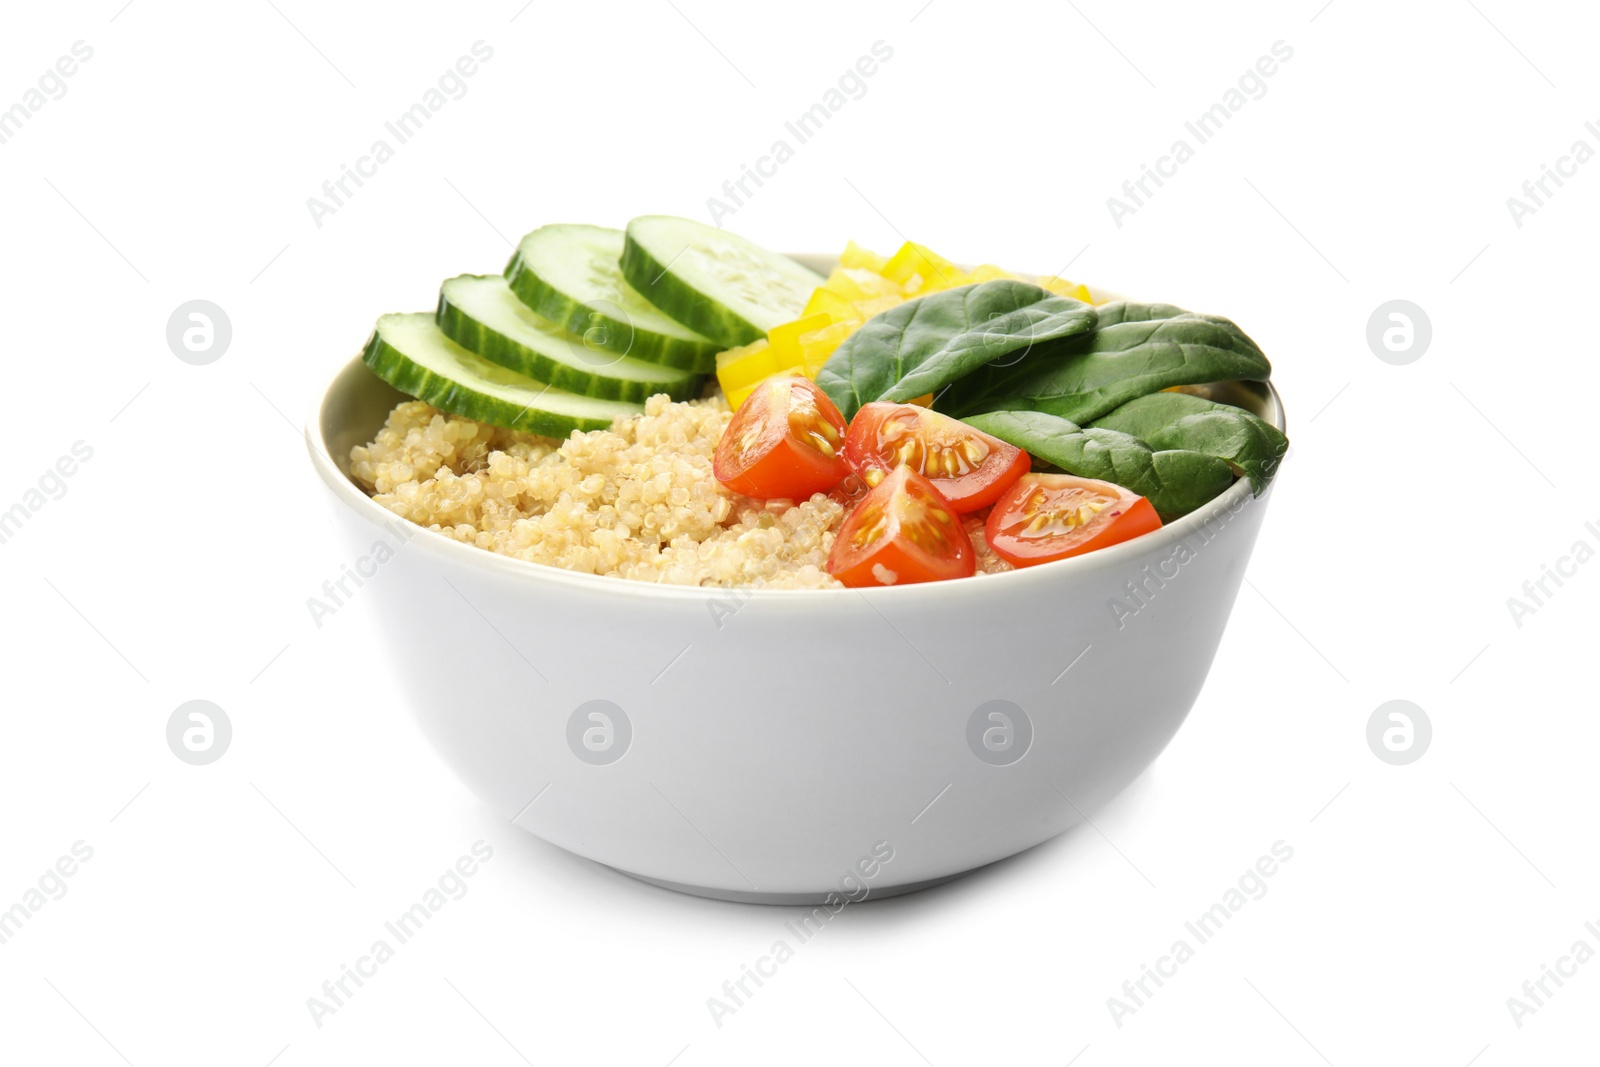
[361, 313, 641, 437]
[437, 275, 698, 403]
[620, 214, 823, 348]
[505, 224, 721, 374]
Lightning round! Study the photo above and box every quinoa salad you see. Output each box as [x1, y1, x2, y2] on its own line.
[348, 215, 1286, 589]
[350, 395, 1013, 588]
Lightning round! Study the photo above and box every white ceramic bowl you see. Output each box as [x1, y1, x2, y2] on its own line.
[306, 258, 1286, 904]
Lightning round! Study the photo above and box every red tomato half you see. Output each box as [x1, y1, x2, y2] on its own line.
[826, 466, 975, 587]
[842, 402, 1029, 513]
[985, 474, 1161, 567]
[714, 376, 849, 500]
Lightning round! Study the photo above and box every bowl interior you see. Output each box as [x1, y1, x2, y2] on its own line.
[320, 359, 412, 481]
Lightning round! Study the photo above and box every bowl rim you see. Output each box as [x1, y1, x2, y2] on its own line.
[306, 260, 1286, 602]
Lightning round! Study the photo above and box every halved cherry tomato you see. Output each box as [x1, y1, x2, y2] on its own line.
[714, 376, 849, 500]
[985, 474, 1161, 567]
[827, 470, 872, 509]
[826, 466, 974, 587]
[842, 402, 1030, 513]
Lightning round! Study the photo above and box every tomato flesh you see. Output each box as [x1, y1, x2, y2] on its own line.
[985, 474, 1161, 567]
[827, 470, 872, 510]
[827, 466, 974, 587]
[714, 376, 849, 500]
[842, 402, 1029, 513]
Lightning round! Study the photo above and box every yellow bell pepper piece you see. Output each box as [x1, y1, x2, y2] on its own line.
[1036, 275, 1095, 303]
[724, 358, 808, 409]
[966, 263, 1016, 284]
[803, 286, 862, 325]
[915, 268, 968, 295]
[821, 267, 901, 302]
[767, 312, 832, 367]
[852, 294, 905, 319]
[798, 320, 856, 376]
[724, 380, 762, 410]
[881, 241, 960, 289]
[838, 240, 888, 273]
[716, 338, 774, 381]
[715, 339, 779, 395]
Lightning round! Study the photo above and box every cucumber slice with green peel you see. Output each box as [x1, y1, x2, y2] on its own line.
[620, 214, 823, 348]
[505, 224, 721, 374]
[436, 275, 699, 403]
[361, 313, 641, 437]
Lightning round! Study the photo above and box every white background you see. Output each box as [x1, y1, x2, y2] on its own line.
[2, 0, 1596, 1063]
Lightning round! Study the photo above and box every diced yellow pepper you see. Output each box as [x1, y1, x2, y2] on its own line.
[852, 294, 905, 319]
[716, 337, 769, 373]
[882, 241, 960, 289]
[803, 286, 862, 325]
[798, 320, 856, 376]
[906, 394, 934, 407]
[719, 240, 1103, 411]
[967, 263, 1016, 284]
[767, 312, 833, 367]
[821, 267, 901, 302]
[724, 380, 761, 410]
[915, 268, 967, 295]
[1036, 275, 1094, 303]
[838, 240, 888, 273]
[724, 360, 806, 409]
[715, 339, 779, 396]
[768, 313, 832, 355]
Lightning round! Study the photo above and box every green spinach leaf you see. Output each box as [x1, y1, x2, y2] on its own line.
[1090, 392, 1288, 494]
[815, 280, 1097, 420]
[952, 302, 1272, 425]
[965, 410, 1235, 521]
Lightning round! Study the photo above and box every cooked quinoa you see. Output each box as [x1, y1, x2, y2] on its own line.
[349, 395, 1015, 587]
